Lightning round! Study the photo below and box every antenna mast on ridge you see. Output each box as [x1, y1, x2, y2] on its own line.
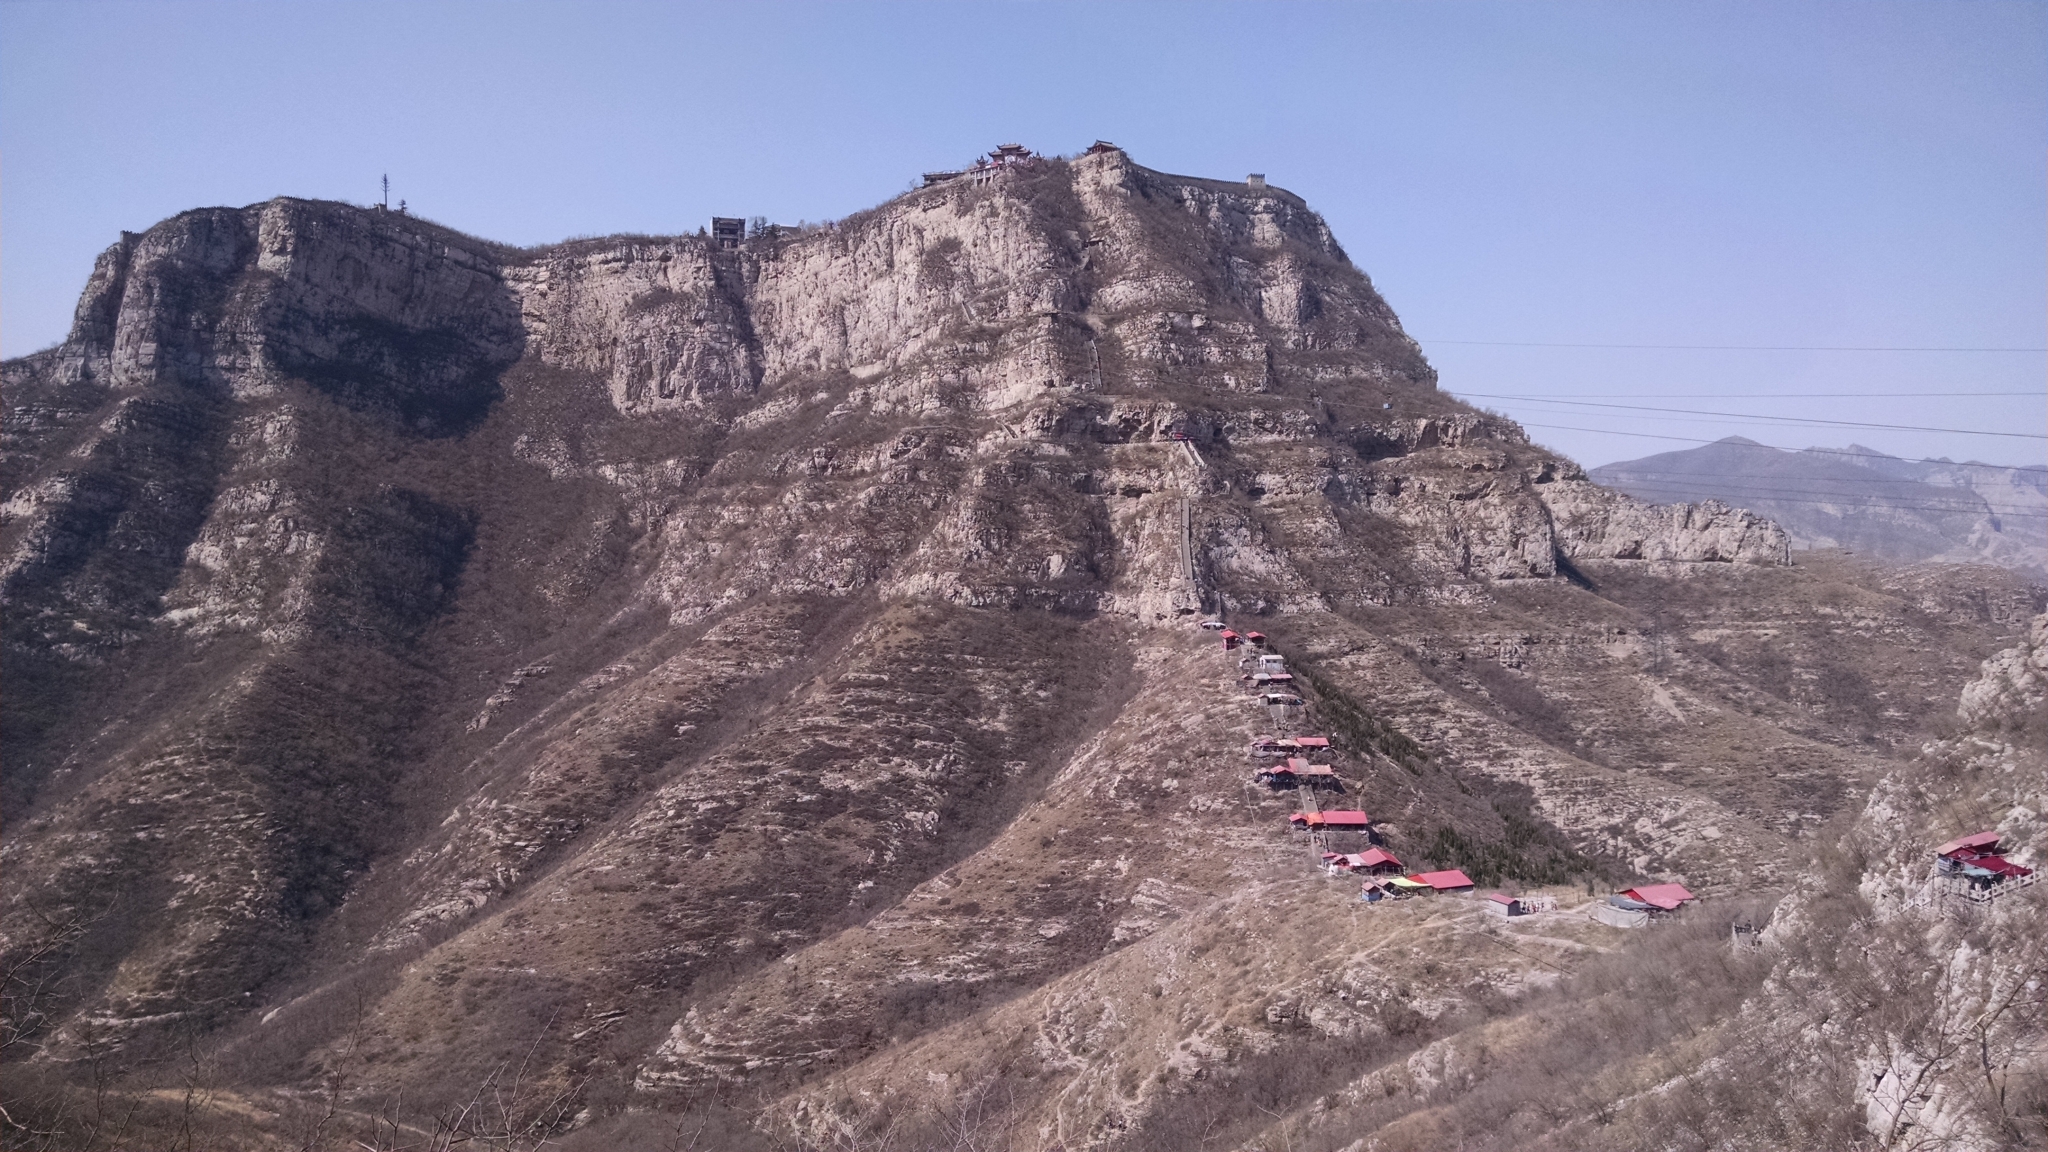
[382, 174, 389, 209]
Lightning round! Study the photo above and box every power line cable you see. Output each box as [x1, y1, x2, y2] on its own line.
[1511, 422, 2040, 471]
[1421, 339, 2048, 353]
[1492, 406, 2031, 437]
[1600, 478, 1984, 500]
[1311, 396, 2042, 472]
[1590, 481, 2044, 518]
[1602, 490, 2047, 519]
[1454, 393, 2046, 440]
[1596, 468, 2046, 489]
[1484, 391, 2043, 399]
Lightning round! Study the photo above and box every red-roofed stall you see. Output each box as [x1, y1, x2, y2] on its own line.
[1486, 893, 1526, 916]
[1936, 831, 2001, 858]
[1622, 884, 1697, 911]
[1355, 848, 1402, 874]
[1290, 810, 1370, 832]
[1410, 869, 1475, 892]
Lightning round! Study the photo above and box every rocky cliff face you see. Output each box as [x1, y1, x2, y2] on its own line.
[1, 148, 2034, 1150]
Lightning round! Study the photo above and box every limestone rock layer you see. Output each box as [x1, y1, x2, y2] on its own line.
[2, 150, 2035, 1149]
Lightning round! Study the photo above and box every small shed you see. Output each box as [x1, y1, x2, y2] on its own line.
[1255, 654, 1287, 671]
[1486, 893, 1526, 917]
[1291, 736, 1331, 752]
[1248, 672, 1295, 688]
[1221, 629, 1242, 650]
[1410, 869, 1475, 893]
[1245, 754, 1310, 778]
[1248, 737, 1289, 757]
[1245, 631, 1268, 647]
[1622, 884, 1698, 911]
[1355, 847, 1403, 874]
[1935, 830, 2002, 864]
[1254, 763, 1300, 787]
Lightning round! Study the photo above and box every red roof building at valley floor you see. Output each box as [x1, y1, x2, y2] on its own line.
[1409, 869, 1475, 892]
[1355, 848, 1402, 873]
[1622, 884, 1697, 910]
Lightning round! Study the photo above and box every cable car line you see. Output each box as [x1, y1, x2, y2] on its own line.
[1510, 423, 2040, 471]
[1595, 487, 2046, 519]
[1462, 390, 2042, 399]
[1454, 394, 2045, 439]
[1421, 339, 2048, 353]
[1597, 468, 2045, 488]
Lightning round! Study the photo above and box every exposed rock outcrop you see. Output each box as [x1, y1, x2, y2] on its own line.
[1, 147, 2032, 1150]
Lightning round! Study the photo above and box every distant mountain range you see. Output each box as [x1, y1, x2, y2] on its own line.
[1592, 437, 2047, 576]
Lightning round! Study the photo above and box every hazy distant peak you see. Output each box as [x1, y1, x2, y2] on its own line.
[1593, 438, 2047, 576]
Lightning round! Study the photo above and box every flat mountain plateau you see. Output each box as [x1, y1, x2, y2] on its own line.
[3, 146, 2042, 1151]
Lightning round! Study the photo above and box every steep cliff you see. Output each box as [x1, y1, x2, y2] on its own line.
[1, 148, 2034, 1150]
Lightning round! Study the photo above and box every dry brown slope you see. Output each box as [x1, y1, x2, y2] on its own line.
[1, 147, 2039, 1150]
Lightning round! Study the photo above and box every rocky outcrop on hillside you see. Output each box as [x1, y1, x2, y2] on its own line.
[1630, 613, 2047, 1152]
[0, 146, 2033, 1151]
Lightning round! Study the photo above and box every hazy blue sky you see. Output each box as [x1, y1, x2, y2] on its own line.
[4, 0, 2042, 468]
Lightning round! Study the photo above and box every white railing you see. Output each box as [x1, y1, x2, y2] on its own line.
[1926, 871, 2037, 906]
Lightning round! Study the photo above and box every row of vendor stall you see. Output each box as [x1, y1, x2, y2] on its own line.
[1203, 620, 1498, 906]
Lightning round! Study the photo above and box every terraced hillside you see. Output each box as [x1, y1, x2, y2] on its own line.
[3, 145, 2039, 1150]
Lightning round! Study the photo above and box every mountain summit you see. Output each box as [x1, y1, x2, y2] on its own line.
[1592, 436, 2047, 576]
[3, 146, 2037, 1149]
